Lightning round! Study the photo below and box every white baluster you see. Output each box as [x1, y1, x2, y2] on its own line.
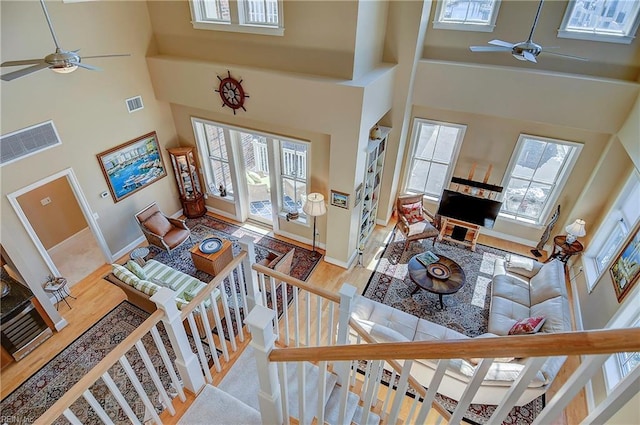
[209, 292, 230, 361]
[238, 235, 262, 312]
[388, 360, 413, 425]
[150, 326, 186, 402]
[415, 359, 450, 424]
[82, 390, 115, 424]
[101, 371, 142, 424]
[135, 340, 175, 415]
[120, 355, 162, 425]
[245, 305, 283, 425]
[62, 409, 83, 425]
[150, 287, 205, 394]
[197, 300, 222, 372]
[449, 358, 494, 425]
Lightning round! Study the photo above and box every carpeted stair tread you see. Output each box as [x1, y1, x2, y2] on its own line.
[322, 386, 360, 424]
[220, 345, 348, 424]
[177, 384, 261, 425]
[352, 404, 382, 425]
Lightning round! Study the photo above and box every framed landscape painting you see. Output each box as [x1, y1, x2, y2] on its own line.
[330, 190, 349, 209]
[610, 222, 640, 303]
[97, 132, 167, 202]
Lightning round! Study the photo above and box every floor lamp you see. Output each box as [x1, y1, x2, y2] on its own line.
[303, 193, 326, 258]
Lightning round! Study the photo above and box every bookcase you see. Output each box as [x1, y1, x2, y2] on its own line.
[358, 126, 391, 247]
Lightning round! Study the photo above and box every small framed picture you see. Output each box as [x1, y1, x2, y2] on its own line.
[354, 183, 363, 207]
[330, 190, 349, 209]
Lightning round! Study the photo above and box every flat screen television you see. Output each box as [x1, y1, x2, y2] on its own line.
[436, 189, 502, 229]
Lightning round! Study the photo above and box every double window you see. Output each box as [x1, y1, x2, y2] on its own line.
[559, 0, 640, 44]
[500, 135, 582, 225]
[433, 0, 501, 32]
[584, 171, 640, 291]
[405, 119, 466, 200]
[189, 0, 283, 35]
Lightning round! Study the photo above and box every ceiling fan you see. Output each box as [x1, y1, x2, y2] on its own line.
[1, 0, 129, 82]
[469, 0, 587, 63]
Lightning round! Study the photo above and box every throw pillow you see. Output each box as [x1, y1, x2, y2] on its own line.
[143, 211, 172, 236]
[149, 277, 172, 288]
[508, 316, 546, 335]
[505, 254, 534, 271]
[400, 201, 424, 224]
[125, 260, 147, 280]
[247, 170, 263, 184]
[111, 263, 140, 286]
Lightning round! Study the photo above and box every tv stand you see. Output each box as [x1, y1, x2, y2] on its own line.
[438, 217, 480, 251]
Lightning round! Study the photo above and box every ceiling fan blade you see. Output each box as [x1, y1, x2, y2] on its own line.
[75, 62, 101, 71]
[1, 62, 50, 81]
[80, 54, 130, 59]
[523, 51, 537, 63]
[1, 59, 44, 67]
[542, 51, 589, 61]
[488, 39, 515, 48]
[470, 46, 512, 52]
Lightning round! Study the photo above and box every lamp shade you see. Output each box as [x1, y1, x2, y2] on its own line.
[303, 193, 326, 217]
[565, 219, 586, 238]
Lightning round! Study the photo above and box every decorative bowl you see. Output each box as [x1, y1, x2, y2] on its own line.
[427, 263, 450, 280]
[199, 237, 223, 254]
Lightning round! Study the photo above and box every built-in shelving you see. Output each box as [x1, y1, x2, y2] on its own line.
[358, 126, 390, 247]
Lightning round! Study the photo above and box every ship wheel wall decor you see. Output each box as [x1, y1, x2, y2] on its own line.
[215, 70, 248, 114]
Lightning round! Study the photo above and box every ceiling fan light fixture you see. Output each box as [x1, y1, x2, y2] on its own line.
[51, 64, 78, 74]
[512, 53, 527, 61]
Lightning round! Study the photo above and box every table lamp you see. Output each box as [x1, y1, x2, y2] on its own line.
[565, 219, 586, 244]
[303, 193, 327, 257]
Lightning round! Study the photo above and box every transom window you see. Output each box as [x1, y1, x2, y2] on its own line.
[433, 0, 501, 32]
[405, 119, 466, 200]
[189, 0, 283, 35]
[500, 135, 582, 225]
[558, 0, 640, 44]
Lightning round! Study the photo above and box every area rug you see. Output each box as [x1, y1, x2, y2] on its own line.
[0, 301, 211, 424]
[363, 231, 543, 424]
[148, 214, 320, 283]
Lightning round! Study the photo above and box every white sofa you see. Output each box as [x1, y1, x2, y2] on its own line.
[350, 257, 571, 406]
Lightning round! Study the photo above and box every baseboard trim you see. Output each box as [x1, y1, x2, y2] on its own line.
[112, 236, 146, 263]
[54, 317, 69, 331]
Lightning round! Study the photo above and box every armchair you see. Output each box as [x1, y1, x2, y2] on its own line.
[134, 203, 192, 254]
[396, 194, 440, 250]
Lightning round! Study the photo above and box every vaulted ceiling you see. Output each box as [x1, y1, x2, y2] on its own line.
[422, 0, 640, 82]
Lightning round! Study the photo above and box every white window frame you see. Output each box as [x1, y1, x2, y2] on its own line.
[189, 0, 284, 36]
[404, 118, 466, 201]
[558, 0, 640, 44]
[278, 140, 310, 219]
[583, 170, 640, 292]
[192, 118, 236, 201]
[433, 0, 501, 32]
[191, 117, 310, 220]
[603, 307, 640, 394]
[499, 134, 582, 226]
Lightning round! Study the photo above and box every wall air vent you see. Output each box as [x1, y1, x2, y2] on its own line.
[0, 121, 61, 167]
[126, 95, 144, 113]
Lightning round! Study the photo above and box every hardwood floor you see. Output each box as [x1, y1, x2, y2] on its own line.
[1, 211, 586, 424]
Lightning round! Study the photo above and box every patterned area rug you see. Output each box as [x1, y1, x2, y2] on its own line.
[363, 230, 543, 424]
[147, 214, 320, 283]
[0, 301, 210, 424]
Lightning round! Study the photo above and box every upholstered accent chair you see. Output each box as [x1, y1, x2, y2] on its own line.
[396, 193, 440, 250]
[135, 203, 192, 254]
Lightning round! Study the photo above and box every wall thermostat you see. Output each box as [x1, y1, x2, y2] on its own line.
[100, 191, 109, 199]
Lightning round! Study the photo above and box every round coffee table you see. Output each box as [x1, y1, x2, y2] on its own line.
[408, 254, 466, 309]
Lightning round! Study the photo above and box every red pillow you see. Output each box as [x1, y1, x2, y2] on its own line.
[508, 317, 546, 335]
[400, 202, 424, 224]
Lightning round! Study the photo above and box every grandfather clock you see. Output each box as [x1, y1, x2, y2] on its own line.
[167, 147, 206, 218]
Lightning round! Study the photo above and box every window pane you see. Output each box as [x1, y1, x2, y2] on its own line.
[244, 0, 279, 25]
[212, 160, 233, 194]
[425, 163, 449, 196]
[407, 159, 431, 193]
[202, 0, 230, 22]
[282, 177, 306, 212]
[566, 0, 640, 36]
[595, 225, 626, 272]
[433, 126, 458, 163]
[441, 0, 496, 24]
[415, 124, 437, 160]
[502, 135, 579, 224]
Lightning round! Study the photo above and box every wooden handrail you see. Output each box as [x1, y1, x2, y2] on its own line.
[179, 251, 247, 319]
[269, 327, 640, 363]
[252, 263, 341, 303]
[34, 310, 165, 424]
[349, 319, 452, 422]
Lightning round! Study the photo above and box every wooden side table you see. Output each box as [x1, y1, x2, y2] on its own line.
[547, 235, 583, 263]
[190, 238, 234, 276]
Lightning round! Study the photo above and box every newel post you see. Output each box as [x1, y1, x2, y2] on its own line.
[245, 305, 283, 425]
[335, 283, 357, 423]
[238, 235, 263, 313]
[151, 287, 205, 393]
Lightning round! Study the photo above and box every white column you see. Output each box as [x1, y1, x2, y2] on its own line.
[238, 235, 263, 313]
[245, 305, 283, 425]
[151, 287, 205, 393]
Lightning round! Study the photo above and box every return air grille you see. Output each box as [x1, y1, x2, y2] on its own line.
[0, 121, 61, 166]
[126, 95, 144, 113]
